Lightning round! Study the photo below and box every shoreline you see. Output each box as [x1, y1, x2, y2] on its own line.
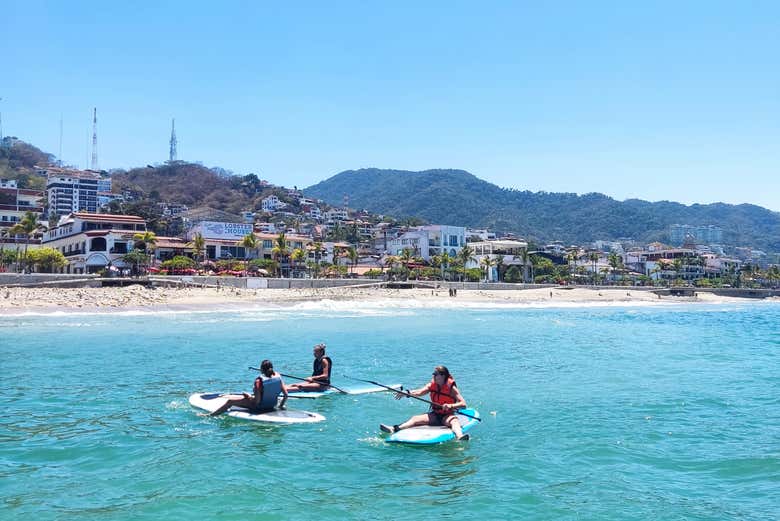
[1, 285, 776, 315]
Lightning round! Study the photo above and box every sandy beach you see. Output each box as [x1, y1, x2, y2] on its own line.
[0, 284, 761, 314]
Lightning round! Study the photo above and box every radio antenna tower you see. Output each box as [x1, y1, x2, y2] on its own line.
[169, 118, 177, 162]
[90, 107, 98, 170]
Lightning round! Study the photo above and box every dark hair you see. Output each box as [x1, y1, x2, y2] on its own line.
[314, 343, 326, 353]
[260, 359, 274, 377]
[434, 365, 451, 379]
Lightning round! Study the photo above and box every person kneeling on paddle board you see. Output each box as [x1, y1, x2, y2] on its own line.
[286, 343, 332, 392]
[380, 365, 470, 441]
[209, 360, 288, 416]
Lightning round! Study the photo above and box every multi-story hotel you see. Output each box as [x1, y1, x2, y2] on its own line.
[42, 212, 147, 274]
[42, 167, 101, 216]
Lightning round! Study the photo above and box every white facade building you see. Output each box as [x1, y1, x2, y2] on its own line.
[261, 195, 286, 213]
[42, 212, 147, 274]
[325, 208, 349, 223]
[44, 168, 101, 216]
[387, 224, 466, 260]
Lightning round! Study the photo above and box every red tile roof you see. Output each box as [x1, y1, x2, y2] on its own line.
[72, 212, 145, 223]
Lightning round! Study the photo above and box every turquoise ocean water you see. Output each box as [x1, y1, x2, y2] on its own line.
[2, 299, 779, 520]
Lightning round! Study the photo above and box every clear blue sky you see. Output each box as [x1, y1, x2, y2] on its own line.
[4, 2, 779, 210]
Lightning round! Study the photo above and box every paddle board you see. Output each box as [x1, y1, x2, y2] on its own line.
[287, 383, 403, 399]
[385, 409, 480, 444]
[188, 393, 325, 424]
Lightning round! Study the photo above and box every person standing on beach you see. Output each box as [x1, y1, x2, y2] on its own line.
[208, 359, 288, 416]
[286, 343, 332, 392]
[380, 365, 470, 441]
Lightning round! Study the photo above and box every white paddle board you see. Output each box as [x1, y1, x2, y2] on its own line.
[386, 409, 480, 444]
[287, 383, 402, 399]
[189, 392, 325, 423]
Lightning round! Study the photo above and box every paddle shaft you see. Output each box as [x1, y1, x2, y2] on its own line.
[344, 375, 482, 422]
[248, 367, 347, 393]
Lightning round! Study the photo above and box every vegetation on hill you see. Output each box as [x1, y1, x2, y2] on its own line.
[0, 137, 52, 190]
[305, 168, 780, 252]
[3, 138, 777, 252]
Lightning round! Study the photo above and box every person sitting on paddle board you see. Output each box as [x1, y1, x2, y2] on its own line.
[209, 359, 288, 416]
[286, 343, 332, 392]
[380, 365, 470, 441]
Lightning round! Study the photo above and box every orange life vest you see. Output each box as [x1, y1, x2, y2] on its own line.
[429, 377, 457, 414]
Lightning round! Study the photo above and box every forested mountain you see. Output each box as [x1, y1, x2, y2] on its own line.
[0, 137, 53, 190]
[305, 168, 780, 252]
[3, 137, 778, 252]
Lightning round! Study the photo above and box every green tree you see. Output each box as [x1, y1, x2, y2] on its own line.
[588, 252, 600, 285]
[133, 231, 158, 268]
[122, 250, 150, 276]
[271, 232, 290, 277]
[291, 247, 307, 277]
[457, 245, 475, 281]
[189, 232, 206, 269]
[237, 233, 259, 260]
[346, 247, 359, 276]
[8, 211, 43, 273]
[26, 247, 67, 273]
[160, 255, 196, 273]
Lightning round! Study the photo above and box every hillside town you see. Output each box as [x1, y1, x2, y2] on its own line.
[1, 164, 778, 288]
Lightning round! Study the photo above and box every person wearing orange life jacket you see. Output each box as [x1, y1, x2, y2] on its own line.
[379, 365, 470, 441]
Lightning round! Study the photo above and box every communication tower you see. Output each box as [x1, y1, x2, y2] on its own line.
[169, 118, 177, 162]
[90, 108, 98, 170]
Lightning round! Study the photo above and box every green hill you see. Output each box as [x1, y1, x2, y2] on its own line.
[305, 168, 780, 252]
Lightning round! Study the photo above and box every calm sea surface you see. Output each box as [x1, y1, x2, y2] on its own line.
[2, 300, 779, 520]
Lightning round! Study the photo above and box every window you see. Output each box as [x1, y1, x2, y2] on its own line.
[262, 240, 272, 248]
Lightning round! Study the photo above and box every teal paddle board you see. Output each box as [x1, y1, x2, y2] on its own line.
[385, 409, 480, 444]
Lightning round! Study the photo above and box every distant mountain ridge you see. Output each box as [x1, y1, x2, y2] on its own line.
[305, 168, 780, 252]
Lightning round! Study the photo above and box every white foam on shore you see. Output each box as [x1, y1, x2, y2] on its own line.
[1, 294, 774, 320]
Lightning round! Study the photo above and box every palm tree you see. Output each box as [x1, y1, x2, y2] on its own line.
[480, 256, 495, 282]
[399, 248, 414, 269]
[494, 254, 505, 282]
[588, 252, 600, 285]
[290, 248, 306, 278]
[237, 233, 258, 259]
[271, 232, 290, 277]
[515, 247, 530, 283]
[311, 241, 324, 278]
[189, 232, 206, 271]
[346, 247, 359, 276]
[133, 231, 158, 271]
[457, 245, 475, 281]
[9, 211, 42, 273]
[439, 252, 452, 281]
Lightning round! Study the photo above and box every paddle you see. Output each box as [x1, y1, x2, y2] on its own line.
[248, 367, 348, 394]
[344, 375, 482, 422]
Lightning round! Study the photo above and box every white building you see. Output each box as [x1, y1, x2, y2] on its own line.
[387, 224, 466, 260]
[467, 239, 528, 281]
[44, 168, 101, 216]
[325, 208, 349, 224]
[466, 228, 496, 241]
[41, 212, 147, 274]
[261, 195, 287, 213]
